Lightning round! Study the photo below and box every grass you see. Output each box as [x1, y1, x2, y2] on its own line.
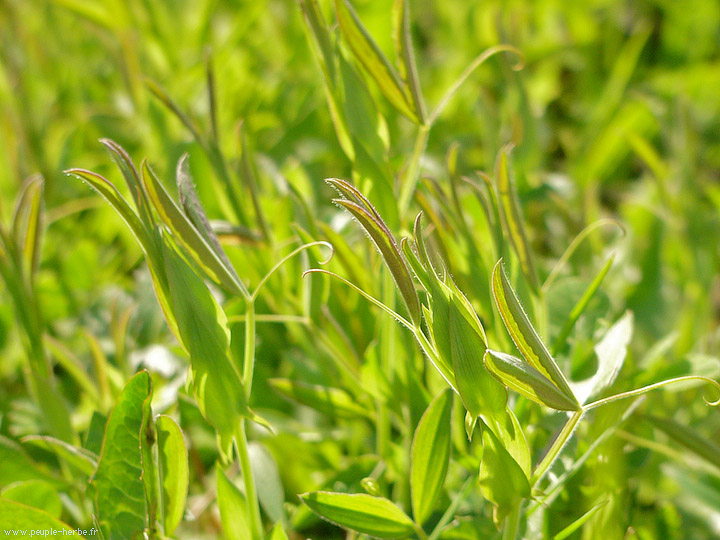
[1, 0, 720, 539]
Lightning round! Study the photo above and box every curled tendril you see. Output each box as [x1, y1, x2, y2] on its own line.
[583, 375, 720, 411]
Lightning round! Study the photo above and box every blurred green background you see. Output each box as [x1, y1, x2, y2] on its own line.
[1, 0, 720, 538]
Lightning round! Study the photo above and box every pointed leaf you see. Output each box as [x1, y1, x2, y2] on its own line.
[484, 350, 581, 411]
[142, 160, 248, 298]
[267, 522, 289, 540]
[334, 0, 418, 123]
[300, 492, 415, 538]
[411, 388, 452, 524]
[156, 415, 189, 536]
[91, 371, 152, 540]
[333, 198, 421, 326]
[492, 260, 578, 407]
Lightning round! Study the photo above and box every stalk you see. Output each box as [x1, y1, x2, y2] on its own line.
[236, 298, 263, 540]
[531, 410, 584, 486]
[502, 501, 521, 540]
[376, 269, 395, 459]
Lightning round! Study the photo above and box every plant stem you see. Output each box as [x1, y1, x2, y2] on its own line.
[428, 476, 474, 540]
[531, 410, 584, 486]
[236, 420, 263, 540]
[236, 298, 262, 540]
[243, 299, 256, 397]
[502, 501, 521, 540]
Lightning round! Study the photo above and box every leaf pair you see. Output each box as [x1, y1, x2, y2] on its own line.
[488, 260, 581, 411]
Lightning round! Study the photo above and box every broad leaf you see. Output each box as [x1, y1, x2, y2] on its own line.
[156, 415, 189, 536]
[300, 492, 415, 538]
[91, 371, 152, 540]
[411, 388, 452, 524]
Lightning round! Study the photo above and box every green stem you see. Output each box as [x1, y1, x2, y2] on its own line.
[531, 410, 584, 486]
[414, 523, 429, 540]
[502, 501, 521, 540]
[236, 421, 263, 540]
[428, 476, 474, 540]
[376, 270, 395, 459]
[243, 300, 256, 397]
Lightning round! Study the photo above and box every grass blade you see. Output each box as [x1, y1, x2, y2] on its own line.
[643, 414, 720, 470]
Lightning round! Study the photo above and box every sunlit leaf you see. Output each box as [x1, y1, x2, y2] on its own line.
[492, 260, 578, 407]
[217, 469, 253, 540]
[484, 350, 582, 411]
[300, 491, 416, 538]
[411, 388, 452, 524]
[0, 499, 82, 536]
[156, 415, 189, 536]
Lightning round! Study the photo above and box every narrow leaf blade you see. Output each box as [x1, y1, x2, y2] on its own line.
[156, 415, 189, 536]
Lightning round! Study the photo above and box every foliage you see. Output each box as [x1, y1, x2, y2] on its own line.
[1, 1, 720, 539]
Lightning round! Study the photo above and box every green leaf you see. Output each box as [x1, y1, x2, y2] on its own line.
[0, 499, 83, 536]
[269, 378, 370, 419]
[249, 442, 285, 524]
[478, 421, 530, 527]
[156, 415, 189, 536]
[644, 415, 720, 470]
[334, 0, 418, 123]
[217, 469, 253, 540]
[176, 154, 236, 274]
[492, 260, 579, 407]
[91, 371, 152, 540]
[330, 191, 420, 327]
[573, 311, 633, 404]
[448, 288, 506, 418]
[65, 169, 151, 254]
[162, 239, 262, 457]
[142, 160, 248, 298]
[493, 148, 538, 290]
[411, 388, 453, 525]
[484, 350, 582, 411]
[300, 492, 416, 539]
[22, 435, 97, 476]
[1, 480, 61, 517]
[100, 138, 155, 228]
